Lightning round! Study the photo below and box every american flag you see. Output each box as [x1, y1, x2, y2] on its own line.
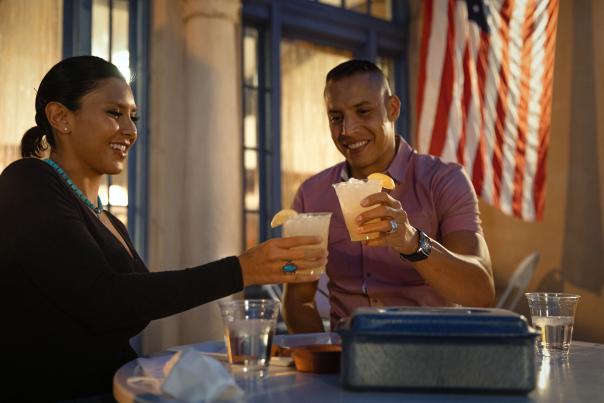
[415, 0, 559, 221]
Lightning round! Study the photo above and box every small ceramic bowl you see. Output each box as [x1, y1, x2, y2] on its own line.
[290, 344, 342, 373]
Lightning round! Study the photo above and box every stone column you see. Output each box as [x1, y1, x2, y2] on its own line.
[145, 0, 242, 353]
[179, 0, 243, 345]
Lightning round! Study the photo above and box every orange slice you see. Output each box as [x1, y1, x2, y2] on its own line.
[367, 173, 395, 190]
[270, 209, 298, 228]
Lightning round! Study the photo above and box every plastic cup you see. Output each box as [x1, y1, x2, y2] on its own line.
[525, 293, 580, 357]
[218, 299, 280, 377]
[282, 212, 332, 276]
[332, 179, 382, 241]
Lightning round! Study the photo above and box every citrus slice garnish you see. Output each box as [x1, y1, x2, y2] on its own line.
[270, 209, 298, 228]
[367, 173, 395, 190]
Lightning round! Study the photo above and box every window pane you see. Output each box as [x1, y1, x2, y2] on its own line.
[92, 0, 110, 60]
[244, 28, 258, 87]
[318, 0, 343, 6]
[92, 0, 130, 218]
[376, 56, 396, 95]
[244, 150, 260, 210]
[345, 0, 368, 14]
[371, 0, 392, 20]
[245, 212, 260, 249]
[244, 88, 258, 148]
[280, 39, 352, 210]
[111, 0, 131, 80]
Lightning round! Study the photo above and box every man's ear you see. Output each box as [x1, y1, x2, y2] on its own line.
[45, 102, 72, 135]
[386, 95, 401, 122]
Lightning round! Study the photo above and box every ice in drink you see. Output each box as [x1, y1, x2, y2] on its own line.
[333, 178, 383, 241]
[282, 212, 332, 276]
[532, 316, 574, 356]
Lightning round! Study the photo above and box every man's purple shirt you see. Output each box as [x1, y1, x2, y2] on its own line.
[292, 139, 482, 328]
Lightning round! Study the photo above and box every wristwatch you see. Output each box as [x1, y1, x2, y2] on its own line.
[400, 227, 432, 262]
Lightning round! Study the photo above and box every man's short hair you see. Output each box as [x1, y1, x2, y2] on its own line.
[325, 59, 384, 84]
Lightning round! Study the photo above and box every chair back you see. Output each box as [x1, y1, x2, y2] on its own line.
[496, 251, 540, 310]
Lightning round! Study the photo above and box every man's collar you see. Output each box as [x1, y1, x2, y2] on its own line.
[338, 136, 413, 184]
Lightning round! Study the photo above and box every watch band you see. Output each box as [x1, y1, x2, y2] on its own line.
[400, 227, 432, 262]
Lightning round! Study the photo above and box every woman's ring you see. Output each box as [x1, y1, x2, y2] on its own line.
[282, 261, 297, 274]
[387, 219, 398, 234]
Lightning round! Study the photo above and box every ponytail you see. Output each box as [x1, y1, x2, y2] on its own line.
[20, 126, 47, 158]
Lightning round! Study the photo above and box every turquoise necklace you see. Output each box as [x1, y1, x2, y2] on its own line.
[44, 158, 103, 216]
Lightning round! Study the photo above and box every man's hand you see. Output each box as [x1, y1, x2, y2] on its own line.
[355, 191, 420, 254]
[355, 191, 495, 307]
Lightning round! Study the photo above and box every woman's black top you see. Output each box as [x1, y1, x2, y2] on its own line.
[0, 158, 244, 401]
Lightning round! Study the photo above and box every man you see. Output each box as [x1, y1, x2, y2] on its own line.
[282, 60, 495, 333]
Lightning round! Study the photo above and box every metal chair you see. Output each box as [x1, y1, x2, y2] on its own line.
[496, 251, 540, 310]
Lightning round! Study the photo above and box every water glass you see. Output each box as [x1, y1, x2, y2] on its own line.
[525, 292, 580, 357]
[218, 299, 280, 377]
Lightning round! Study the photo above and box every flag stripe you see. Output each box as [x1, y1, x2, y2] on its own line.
[491, 0, 514, 209]
[415, 0, 433, 146]
[534, 0, 559, 220]
[511, 0, 536, 218]
[428, 0, 457, 157]
[417, 0, 448, 154]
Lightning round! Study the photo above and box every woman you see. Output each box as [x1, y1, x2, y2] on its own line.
[0, 56, 325, 401]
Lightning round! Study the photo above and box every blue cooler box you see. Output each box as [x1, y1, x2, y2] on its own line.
[338, 307, 538, 393]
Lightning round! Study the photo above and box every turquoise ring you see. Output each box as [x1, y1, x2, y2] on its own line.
[282, 261, 297, 274]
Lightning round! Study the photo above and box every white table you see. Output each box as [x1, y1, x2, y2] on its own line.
[113, 338, 604, 402]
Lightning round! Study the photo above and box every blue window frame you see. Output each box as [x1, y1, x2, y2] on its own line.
[242, 0, 410, 249]
[62, 0, 150, 261]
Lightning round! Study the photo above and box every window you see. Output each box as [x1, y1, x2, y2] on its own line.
[242, 0, 410, 249]
[91, 0, 131, 226]
[316, 0, 393, 20]
[63, 0, 150, 259]
[280, 39, 352, 210]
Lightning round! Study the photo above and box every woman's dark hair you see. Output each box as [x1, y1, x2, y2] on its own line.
[21, 55, 125, 158]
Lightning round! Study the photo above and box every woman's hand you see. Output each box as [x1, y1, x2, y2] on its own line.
[238, 236, 327, 286]
[355, 192, 419, 254]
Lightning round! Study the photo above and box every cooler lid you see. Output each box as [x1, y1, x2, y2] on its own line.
[339, 307, 533, 337]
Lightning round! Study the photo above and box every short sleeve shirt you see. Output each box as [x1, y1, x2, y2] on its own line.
[292, 138, 482, 327]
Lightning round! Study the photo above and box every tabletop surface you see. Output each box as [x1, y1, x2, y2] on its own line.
[113, 337, 604, 403]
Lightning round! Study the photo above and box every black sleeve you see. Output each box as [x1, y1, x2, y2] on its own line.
[1, 159, 243, 331]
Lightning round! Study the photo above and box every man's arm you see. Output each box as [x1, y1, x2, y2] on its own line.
[358, 193, 495, 307]
[282, 280, 325, 333]
[412, 230, 494, 307]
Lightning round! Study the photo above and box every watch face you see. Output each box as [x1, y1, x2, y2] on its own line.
[400, 228, 431, 262]
[418, 230, 432, 256]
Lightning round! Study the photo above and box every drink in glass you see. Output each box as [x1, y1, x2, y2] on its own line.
[333, 178, 382, 241]
[525, 292, 580, 357]
[282, 212, 332, 276]
[219, 299, 280, 376]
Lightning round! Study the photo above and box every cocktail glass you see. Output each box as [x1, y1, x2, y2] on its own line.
[332, 178, 382, 241]
[282, 212, 332, 276]
[218, 299, 280, 377]
[525, 292, 580, 357]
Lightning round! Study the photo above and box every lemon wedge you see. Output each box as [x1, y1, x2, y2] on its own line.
[367, 173, 395, 190]
[270, 209, 298, 228]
